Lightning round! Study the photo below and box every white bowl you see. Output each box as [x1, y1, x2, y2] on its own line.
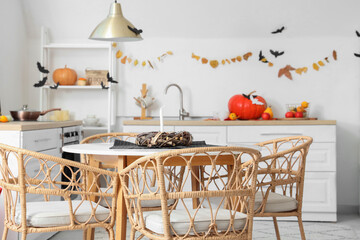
[83, 117, 99, 126]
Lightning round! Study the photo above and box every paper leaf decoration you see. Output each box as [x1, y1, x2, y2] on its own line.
[114, 50, 173, 69]
[277, 50, 337, 80]
[191, 52, 252, 68]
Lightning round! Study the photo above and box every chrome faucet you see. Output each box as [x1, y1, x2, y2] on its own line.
[164, 83, 189, 120]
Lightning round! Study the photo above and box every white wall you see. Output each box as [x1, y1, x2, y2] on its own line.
[8, 0, 360, 212]
[0, 0, 27, 114]
[0, 1, 27, 238]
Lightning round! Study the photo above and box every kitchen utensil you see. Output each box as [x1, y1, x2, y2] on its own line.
[10, 105, 61, 121]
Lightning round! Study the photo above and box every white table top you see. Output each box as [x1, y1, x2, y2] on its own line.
[62, 143, 169, 156]
[62, 143, 261, 156]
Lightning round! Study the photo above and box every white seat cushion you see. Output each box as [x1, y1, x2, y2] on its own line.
[254, 191, 298, 213]
[15, 200, 110, 227]
[142, 208, 247, 235]
[99, 187, 175, 208]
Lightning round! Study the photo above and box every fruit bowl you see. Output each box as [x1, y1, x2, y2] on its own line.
[286, 103, 310, 118]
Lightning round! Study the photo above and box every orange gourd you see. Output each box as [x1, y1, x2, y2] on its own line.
[53, 65, 77, 85]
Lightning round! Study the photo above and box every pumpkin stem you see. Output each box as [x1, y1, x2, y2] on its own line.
[65, 65, 67, 68]
[248, 90, 256, 96]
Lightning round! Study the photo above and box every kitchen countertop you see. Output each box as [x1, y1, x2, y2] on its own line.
[123, 119, 336, 126]
[0, 120, 83, 131]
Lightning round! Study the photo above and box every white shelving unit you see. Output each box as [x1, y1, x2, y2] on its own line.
[39, 27, 116, 132]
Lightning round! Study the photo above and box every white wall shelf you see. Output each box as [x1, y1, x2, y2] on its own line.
[42, 85, 104, 90]
[39, 26, 116, 133]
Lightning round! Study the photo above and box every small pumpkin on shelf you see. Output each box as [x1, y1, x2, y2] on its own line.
[53, 65, 77, 85]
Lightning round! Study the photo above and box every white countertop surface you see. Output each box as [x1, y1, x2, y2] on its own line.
[0, 120, 83, 131]
[123, 119, 336, 126]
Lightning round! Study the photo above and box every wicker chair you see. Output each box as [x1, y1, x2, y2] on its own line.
[0, 143, 118, 240]
[119, 146, 261, 240]
[254, 136, 313, 240]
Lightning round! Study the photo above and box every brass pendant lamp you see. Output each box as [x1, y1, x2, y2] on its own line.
[89, 0, 142, 42]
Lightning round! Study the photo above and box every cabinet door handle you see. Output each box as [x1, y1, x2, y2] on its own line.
[34, 138, 51, 143]
[260, 133, 303, 136]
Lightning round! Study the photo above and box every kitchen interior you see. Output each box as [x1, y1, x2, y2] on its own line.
[1, 0, 360, 239]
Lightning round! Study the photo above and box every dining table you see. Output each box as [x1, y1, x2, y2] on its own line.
[62, 142, 260, 240]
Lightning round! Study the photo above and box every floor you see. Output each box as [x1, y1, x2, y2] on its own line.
[49, 214, 360, 240]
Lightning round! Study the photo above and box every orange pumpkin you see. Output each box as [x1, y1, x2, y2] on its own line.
[53, 65, 77, 85]
[228, 91, 267, 120]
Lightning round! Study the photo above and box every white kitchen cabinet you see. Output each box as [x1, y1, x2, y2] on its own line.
[123, 120, 337, 222]
[39, 27, 116, 133]
[174, 126, 227, 145]
[123, 125, 175, 133]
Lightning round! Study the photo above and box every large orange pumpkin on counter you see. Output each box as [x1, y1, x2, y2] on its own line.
[53, 65, 77, 85]
[228, 91, 267, 120]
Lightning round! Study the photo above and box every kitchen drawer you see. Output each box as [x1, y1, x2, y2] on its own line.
[227, 125, 336, 143]
[302, 172, 337, 213]
[123, 125, 175, 133]
[175, 126, 227, 145]
[256, 142, 336, 172]
[21, 128, 61, 152]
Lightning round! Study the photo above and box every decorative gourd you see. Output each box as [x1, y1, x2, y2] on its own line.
[53, 65, 77, 85]
[228, 91, 267, 120]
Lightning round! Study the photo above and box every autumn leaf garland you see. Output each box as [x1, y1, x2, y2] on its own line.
[114, 47, 173, 69]
[191, 52, 253, 68]
[278, 50, 338, 80]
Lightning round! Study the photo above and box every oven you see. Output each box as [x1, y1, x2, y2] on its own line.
[61, 126, 82, 190]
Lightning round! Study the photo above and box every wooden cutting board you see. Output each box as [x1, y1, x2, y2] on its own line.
[277, 118, 318, 120]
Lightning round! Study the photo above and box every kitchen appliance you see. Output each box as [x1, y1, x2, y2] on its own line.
[10, 105, 61, 121]
[61, 126, 82, 192]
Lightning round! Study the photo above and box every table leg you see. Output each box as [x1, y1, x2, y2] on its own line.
[115, 155, 127, 240]
[85, 154, 100, 240]
[191, 166, 200, 209]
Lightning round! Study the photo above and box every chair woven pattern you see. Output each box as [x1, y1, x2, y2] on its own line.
[0, 143, 118, 239]
[119, 146, 261, 240]
[254, 136, 313, 215]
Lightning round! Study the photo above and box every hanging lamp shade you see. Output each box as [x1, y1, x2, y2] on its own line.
[89, 2, 142, 42]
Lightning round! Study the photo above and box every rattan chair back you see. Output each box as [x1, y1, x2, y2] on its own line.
[0, 143, 118, 240]
[254, 136, 313, 240]
[119, 146, 261, 240]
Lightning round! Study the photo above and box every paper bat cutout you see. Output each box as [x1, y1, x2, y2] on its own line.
[271, 26, 285, 34]
[128, 26, 143, 36]
[101, 82, 109, 89]
[107, 72, 118, 84]
[258, 51, 268, 63]
[354, 53, 360, 58]
[50, 82, 59, 89]
[270, 50, 285, 58]
[33, 76, 48, 87]
[37, 62, 49, 74]
[356, 30, 360, 37]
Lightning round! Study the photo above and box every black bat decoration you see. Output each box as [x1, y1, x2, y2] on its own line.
[271, 26, 285, 34]
[270, 49, 285, 58]
[37, 62, 49, 74]
[356, 30, 360, 37]
[354, 53, 360, 58]
[107, 72, 118, 84]
[128, 26, 143, 36]
[101, 82, 109, 89]
[258, 51, 268, 63]
[33, 76, 48, 87]
[50, 82, 59, 89]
